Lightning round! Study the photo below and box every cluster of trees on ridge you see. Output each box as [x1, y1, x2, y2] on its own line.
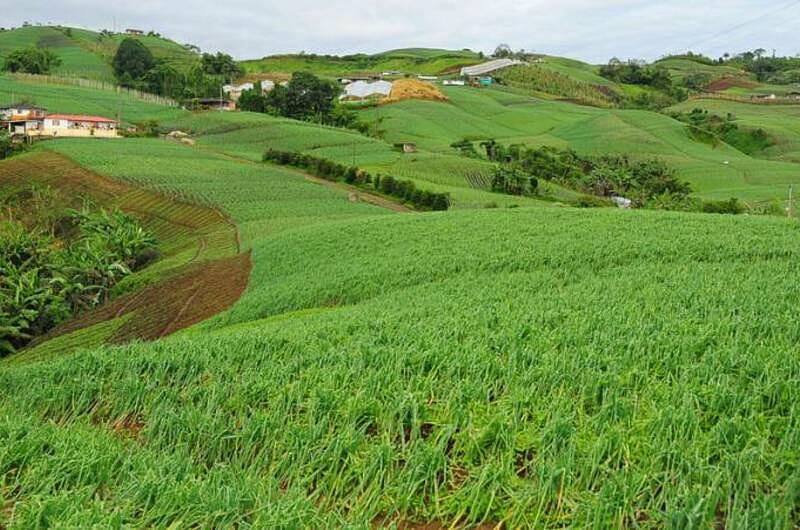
[0, 187, 158, 356]
[473, 140, 755, 214]
[238, 72, 369, 133]
[112, 37, 242, 100]
[263, 149, 450, 211]
[661, 49, 800, 85]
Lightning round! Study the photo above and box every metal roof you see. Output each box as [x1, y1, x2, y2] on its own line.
[460, 59, 525, 77]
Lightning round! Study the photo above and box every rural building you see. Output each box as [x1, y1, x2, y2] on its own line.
[417, 75, 438, 81]
[340, 80, 393, 101]
[1, 104, 47, 137]
[751, 93, 777, 101]
[443, 79, 466, 86]
[394, 142, 417, 153]
[193, 98, 236, 111]
[41, 114, 119, 138]
[223, 81, 275, 101]
[126, 29, 145, 36]
[460, 59, 525, 79]
[0, 103, 47, 120]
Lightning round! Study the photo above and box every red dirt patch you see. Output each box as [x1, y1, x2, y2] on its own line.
[2, 152, 249, 353]
[705, 77, 759, 92]
[111, 413, 145, 438]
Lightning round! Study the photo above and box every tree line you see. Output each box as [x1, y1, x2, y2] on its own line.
[112, 38, 242, 100]
[263, 149, 450, 211]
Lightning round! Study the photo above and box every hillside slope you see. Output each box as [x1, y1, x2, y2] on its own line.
[0, 26, 198, 81]
[241, 48, 482, 78]
[2, 204, 800, 527]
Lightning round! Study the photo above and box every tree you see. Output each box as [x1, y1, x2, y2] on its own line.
[113, 38, 154, 82]
[2, 47, 62, 74]
[494, 44, 513, 58]
[0, 129, 12, 159]
[238, 82, 268, 113]
[201, 52, 243, 83]
[144, 63, 184, 99]
[265, 72, 339, 120]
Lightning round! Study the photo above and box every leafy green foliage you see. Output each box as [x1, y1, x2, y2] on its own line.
[670, 108, 774, 156]
[2, 47, 62, 74]
[200, 52, 243, 83]
[266, 72, 340, 120]
[0, 206, 157, 356]
[482, 141, 690, 206]
[263, 148, 450, 210]
[113, 38, 155, 82]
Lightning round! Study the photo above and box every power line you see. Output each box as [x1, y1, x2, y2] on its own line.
[687, 0, 800, 50]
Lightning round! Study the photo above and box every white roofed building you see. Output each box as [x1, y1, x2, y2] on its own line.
[460, 59, 525, 78]
[340, 80, 393, 101]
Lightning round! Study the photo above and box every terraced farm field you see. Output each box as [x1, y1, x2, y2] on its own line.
[358, 86, 800, 203]
[4, 40, 800, 529]
[0, 149, 242, 360]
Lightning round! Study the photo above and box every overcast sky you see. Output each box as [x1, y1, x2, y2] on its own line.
[2, 0, 799, 62]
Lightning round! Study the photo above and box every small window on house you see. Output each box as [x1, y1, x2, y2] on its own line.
[52, 120, 60, 126]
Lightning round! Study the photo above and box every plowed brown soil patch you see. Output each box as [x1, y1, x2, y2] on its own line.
[2, 151, 249, 353]
[705, 77, 759, 92]
[383, 79, 449, 104]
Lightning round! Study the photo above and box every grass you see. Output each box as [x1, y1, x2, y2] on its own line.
[0, 26, 199, 81]
[3, 71, 800, 528]
[162, 110, 558, 208]
[669, 98, 800, 163]
[355, 86, 800, 203]
[241, 48, 482, 78]
[2, 207, 800, 527]
[0, 73, 184, 124]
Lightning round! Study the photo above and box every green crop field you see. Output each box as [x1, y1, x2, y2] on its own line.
[3, 204, 800, 527]
[241, 48, 482, 78]
[354, 86, 800, 203]
[0, 74, 184, 124]
[670, 98, 800, 163]
[4, 34, 800, 529]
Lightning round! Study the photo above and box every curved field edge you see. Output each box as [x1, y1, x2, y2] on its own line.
[1, 207, 799, 527]
[0, 150, 250, 362]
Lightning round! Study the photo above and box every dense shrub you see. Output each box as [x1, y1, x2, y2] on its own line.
[2, 47, 62, 74]
[263, 149, 450, 211]
[482, 142, 690, 206]
[0, 207, 157, 356]
[670, 108, 774, 155]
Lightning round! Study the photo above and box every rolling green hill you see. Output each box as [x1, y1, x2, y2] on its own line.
[3, 44, 800, 529]
[0, 26, 199, 81]
[241, 48, 482, 78]
[354, 86, 800, 203]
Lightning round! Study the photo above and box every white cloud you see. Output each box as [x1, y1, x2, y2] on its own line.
[1, 0, 798, 62]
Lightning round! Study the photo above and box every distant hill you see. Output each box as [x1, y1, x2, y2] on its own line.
[241, 48, 483, 78]
[0, 25, 199, 81]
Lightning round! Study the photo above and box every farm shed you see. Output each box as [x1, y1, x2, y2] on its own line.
[341, 80, 393, 100]
[126, 29, 145, 36]
[0, 103, 47, 120]
[394, 142, 417, 153]
[460, 59, 525, 78]
[223, 81, 274, 101]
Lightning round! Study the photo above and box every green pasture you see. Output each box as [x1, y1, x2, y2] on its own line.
[241, 48, 482, 77]
[0, 74, 184, 124]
